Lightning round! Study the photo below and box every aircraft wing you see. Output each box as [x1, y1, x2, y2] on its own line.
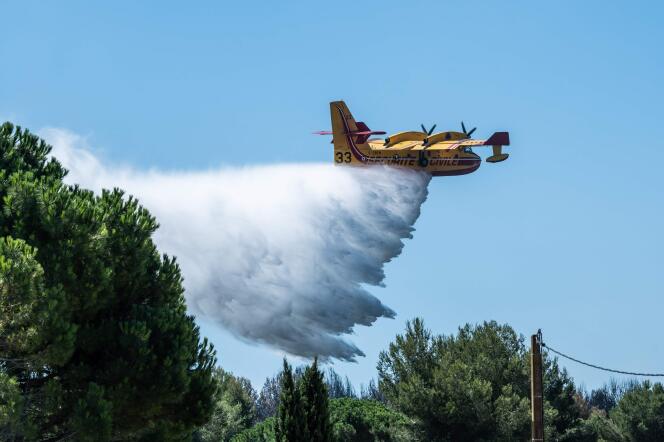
[426, 132, 510, 150]
[424, 139, 485, 150]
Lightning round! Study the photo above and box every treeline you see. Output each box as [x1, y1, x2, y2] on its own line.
[195, 362, 405, 441]
[197, 319, 664, 441]
[2, 124, 663, 441]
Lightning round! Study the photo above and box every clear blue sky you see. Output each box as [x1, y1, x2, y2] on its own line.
[2, 1, 663, 391]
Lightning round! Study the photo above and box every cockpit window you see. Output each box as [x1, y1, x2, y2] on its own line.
[463, 147, 473, 153]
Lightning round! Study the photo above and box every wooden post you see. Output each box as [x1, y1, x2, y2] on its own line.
[531, 330, 544, 442]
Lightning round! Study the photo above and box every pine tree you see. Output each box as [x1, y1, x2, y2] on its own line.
[257, 373, 283, 421]
[274, 359, 306, 441]
[299, 357, 332, 442]
[0, 122, 217, 440]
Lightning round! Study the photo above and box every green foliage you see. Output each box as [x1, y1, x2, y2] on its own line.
[0, 236, 73, 368]
[274, 359, 306, 441]
[580, 409, 627, 442]
[326, 369, 356, 399]
[611, 381, 664, 441]
[544, 358, 585, 436]
[377, 318, 584, 441]
[493, 385, 531, 440]
[235, 398, 415, 442]
[271, 358, 334, 441]
[0, 123, 65, 182]
[231, 416, 275, 442]
[257, 373, 282, 421]
[329, 398, 416, 442]
[0, 122, 217, 440]
[0, 371, 31, 440]
[299, 357, 332, 442]
[71, 383, 112, 442]
[198, 368, 257, 442]
[572, 379, 664, 441]
[586, 379, 639, 413]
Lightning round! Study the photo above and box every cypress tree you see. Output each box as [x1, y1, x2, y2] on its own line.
[299, 357, 332, 442]
[275, 359, 306, 441]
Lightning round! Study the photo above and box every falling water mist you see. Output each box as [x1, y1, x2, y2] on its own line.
[44, 128, 431, 361]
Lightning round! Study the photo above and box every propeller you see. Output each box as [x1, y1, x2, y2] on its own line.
[420, 124, 437, 135]
[461, 122, 476, 138]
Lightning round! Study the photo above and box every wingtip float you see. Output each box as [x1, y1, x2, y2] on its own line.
[315, 100, 511, 176]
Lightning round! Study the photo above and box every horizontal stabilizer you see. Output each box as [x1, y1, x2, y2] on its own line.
[483, 132, 510, 146]
[314, 119, 385, 144]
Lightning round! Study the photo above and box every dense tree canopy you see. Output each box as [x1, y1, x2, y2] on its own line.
[233, 398, 414, 442]
[377, 318, 585, 441]
[0, 122, 217, 440]
[610, 381, 664, 441]
[225, 319, 664, 442]
[197, 368, 256, 442]
[231, 417, 276, 442]
[329, 398, 415, 442]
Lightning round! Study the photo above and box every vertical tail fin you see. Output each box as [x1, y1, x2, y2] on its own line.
[330, 101, 364, 164]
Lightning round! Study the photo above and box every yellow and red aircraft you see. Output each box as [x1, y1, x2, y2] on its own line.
[315, 101, 510, 176]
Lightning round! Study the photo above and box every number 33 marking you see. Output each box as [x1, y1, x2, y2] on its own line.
[335, 152, 351, 163]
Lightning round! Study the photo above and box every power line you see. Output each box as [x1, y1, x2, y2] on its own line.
[541, 341, 664, 377]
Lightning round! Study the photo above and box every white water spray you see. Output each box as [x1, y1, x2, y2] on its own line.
[43, 128, 431, 361]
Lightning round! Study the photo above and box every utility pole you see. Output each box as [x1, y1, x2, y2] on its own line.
[531, 329, 544, 442]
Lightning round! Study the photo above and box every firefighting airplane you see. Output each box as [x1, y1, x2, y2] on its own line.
[314, 101, 510, 176]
